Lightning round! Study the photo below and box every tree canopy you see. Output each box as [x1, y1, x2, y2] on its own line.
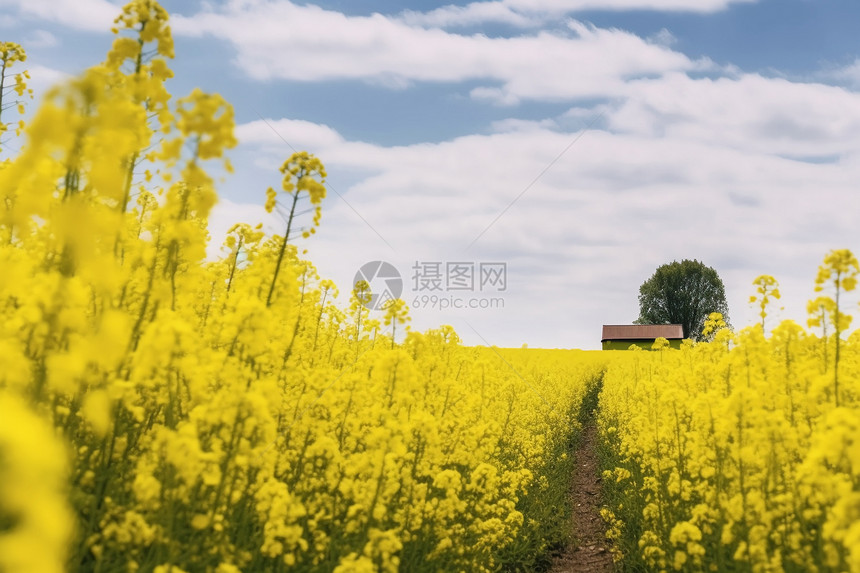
[635, 259, 730, 340]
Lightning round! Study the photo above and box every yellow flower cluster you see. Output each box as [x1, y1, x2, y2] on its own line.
[598, 255, 860, 572]
[0, 41, 32, 141]
[0, 3, 610, 571]
[0, 394, 73, 573]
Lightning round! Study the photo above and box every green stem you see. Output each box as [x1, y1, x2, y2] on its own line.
[266, 189, 301, 307]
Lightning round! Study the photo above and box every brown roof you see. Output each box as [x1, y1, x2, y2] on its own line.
[601, 324, 683, 341]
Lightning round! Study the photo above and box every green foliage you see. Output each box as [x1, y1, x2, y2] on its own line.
[635, 259, 729, 341]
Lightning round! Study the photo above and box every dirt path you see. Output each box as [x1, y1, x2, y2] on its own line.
[549, 417, 614, 573]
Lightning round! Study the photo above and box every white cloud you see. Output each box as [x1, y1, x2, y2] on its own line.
[648, 27, 676, 47]
[24, 29, 59, 48]
[610, 73, 860, 157]
[236, 119, 345, 150]
[400, 3, 541, 28]
[489, 117, 559, 132]
[0, 0, 119, 32]
[224, 67, 860, 348]
[172, 3, 695, 102]
[401, 0, 758, 28]
[824, 58, 860, 89]
[470, 86, 524, 106]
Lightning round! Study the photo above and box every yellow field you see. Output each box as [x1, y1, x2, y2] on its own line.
[2, 3, 860, 573]
[598, 312, 860, 573]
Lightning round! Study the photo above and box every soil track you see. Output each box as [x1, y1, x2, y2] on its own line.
[549, 418, 614, 573]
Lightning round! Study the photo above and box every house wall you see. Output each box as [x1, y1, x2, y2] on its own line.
[601, 339, 683, 350]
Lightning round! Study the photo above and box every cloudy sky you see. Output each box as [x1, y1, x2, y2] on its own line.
[4, 0, 860, 349]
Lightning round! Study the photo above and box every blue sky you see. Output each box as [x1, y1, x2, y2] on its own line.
[4, 0, 860, 349]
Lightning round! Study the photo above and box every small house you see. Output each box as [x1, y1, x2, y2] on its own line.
[601, 324, 684, 350]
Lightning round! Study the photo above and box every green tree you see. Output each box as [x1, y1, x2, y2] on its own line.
[635, 259, 730, 340]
